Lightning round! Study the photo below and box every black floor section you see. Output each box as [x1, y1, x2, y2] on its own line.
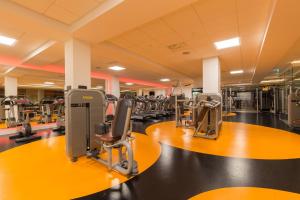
[77, 113, 300, 200]
[224, 112, 300, 134]
[0, 129, 64, 152]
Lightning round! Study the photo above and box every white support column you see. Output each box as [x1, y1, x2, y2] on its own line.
[4, 76, 17, 96]
[137, 89, 143, 96]
[37, 89, 44, 103]
[202, 57, 221, 94]
[65, 38, 91, 89]
[105, 77, 120, 115]
[105, 77, 120, 98]
[111, 77, 120, 98]
[4, 76, 18, 120]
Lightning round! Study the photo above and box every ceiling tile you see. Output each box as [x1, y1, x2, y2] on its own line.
[10, 0, 55, 13]
[45, 5, 78, 24]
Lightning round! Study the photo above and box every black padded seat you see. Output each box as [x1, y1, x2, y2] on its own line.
[97, 98, 133, 143]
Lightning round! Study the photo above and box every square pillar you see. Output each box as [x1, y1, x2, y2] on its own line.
[105, 77, 120, 98]
[202, 57, 221, 94]
[4, 76, 17, 96]
[37, 89, 44, 102]
[65, 38, 91, 89]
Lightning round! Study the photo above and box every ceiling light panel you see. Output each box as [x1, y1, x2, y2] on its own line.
[230, 70, 244, 74]
[0, 35, 17, 46]
[214, 37, 240, 50]
[109, 66, 126, 71]
[160, 78, 170, 82]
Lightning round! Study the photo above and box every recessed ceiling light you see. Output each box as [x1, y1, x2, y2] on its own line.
[214, 37, 240, 50]
[0, 35, 17, 46]
[260, 79, 284, 83]
[230, 70, 244, 74]
[125, 82, 134, 86]
[43, 81, 55, 85]
[160, 78, 170, 82]
[109, 66, 125, 71]
[291, 60, 300, 64]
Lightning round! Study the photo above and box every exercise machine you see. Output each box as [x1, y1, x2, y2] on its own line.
[38, 97, 54, 124]
[1, 96, 18, 128]
[131, 96, 153, 120]
[193, 94, 222, 139]
[53, 96, 65, 130]
[175, 93, 222, 139]
[66, 89, 138, 176]
[288, 89, 300, 128]
[4, 96, 41, 143]
[174, 94, 190, 127]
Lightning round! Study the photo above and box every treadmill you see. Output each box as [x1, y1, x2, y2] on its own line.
[131, 96, 153, 120]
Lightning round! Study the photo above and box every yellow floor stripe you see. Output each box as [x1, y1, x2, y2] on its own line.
[146, 121, 300, 159]
[0, 133, 161, 200]
[189, 187, 300, 200]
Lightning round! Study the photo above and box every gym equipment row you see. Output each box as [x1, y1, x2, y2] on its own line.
[131, 95, 173, 120]
[0, 95, 65, 143]
[222, 85, 300, 129]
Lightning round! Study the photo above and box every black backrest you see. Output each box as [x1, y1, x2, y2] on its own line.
[111, 98, 133, 138]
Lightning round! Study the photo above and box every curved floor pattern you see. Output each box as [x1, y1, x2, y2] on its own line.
[146, 121, 300, 159]
[189, 187, 300, 200]
[0, 133, 161, 200]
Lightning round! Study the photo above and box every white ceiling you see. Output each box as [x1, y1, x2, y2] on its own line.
[10, 0, 107, 24]
[0, 0, 299, 89]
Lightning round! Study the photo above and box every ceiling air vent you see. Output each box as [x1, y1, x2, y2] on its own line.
[167, 42, 188, 52]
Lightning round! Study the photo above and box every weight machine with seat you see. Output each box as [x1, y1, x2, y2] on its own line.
[65, 89, 138, 176]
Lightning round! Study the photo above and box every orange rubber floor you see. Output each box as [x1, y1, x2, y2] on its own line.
[189, 187, 300, 200]
[0, 133, 161, 200]
[146, 121, 300, 159]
